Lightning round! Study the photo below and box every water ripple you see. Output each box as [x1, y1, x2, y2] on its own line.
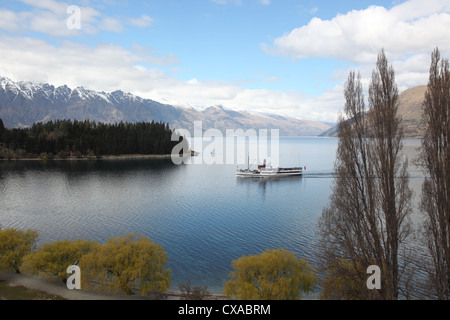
[0, 138, 429, 295]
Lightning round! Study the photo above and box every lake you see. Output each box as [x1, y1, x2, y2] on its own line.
[0, 137, 427, 296]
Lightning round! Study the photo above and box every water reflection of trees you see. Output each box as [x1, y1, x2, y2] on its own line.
[0, 158, 181, 172]
[0, 158, 185, 185]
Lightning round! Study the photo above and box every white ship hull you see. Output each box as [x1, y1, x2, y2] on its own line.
[236, 167, 303, 178]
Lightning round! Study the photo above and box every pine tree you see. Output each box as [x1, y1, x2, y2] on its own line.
[0, 118, 5, 144]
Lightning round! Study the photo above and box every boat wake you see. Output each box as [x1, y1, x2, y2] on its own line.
[302, 171, 336, 178]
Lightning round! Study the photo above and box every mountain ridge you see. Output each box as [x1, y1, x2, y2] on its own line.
[0, 76, 331, 136]
[319, 85, 427, 138]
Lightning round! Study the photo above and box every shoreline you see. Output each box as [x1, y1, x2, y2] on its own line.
[0, 154, 176, 161]
[0, 272, 227, 300]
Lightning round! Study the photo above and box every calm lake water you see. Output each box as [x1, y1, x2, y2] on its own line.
[0, 137, 427, 296]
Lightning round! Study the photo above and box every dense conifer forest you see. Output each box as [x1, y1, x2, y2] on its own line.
[0, 118, 183, 159]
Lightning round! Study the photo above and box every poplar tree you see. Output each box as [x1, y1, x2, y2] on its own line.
[368, 50, 412, 299]
[318, 50, 412, 300]
[420, 47, 450, 299]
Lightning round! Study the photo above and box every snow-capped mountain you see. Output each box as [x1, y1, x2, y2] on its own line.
[0, 76, 184, 128]
[0, 77, 331, 136]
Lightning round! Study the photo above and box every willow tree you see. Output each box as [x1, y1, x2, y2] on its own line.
[22, 239, 99, 283]
[223, 248, 316, 300]
[318, 50, 412, 300]
[0, 228, 39, 274]
[420, 48, 450, 299]
[80, 234, 171, 295]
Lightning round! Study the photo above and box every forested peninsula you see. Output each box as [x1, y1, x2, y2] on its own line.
[0, 118, 184, 160]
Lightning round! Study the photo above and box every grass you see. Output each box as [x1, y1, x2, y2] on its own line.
[0, 280, 66, 300]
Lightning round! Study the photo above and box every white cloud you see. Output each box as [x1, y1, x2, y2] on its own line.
[131, 44, 181, 66]
[209, 0, 242, 5]
[0, 2, 103, 36]
[0, 1, 155, 36]
[266, 0, 450, 63]
[0, 9, 31, 32]
[1, 0, 440, 124]
[209, 0, 270, 5]
[258, 0, 271, 5]
[308, 7, 318, 15]
[129, 15, 154, 27]
[18, 0, 68, 15]
[99, 17, 124, 32]
[0, 35, 341, 122]
[260, 0, 449, 116]
[0, 36, 171, 88]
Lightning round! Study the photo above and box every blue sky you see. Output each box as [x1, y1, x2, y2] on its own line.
[0, 0, 449, 122]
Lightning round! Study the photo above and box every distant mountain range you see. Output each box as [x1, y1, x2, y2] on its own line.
[319, 85, 427, 138]
[0, 77, 331, 136]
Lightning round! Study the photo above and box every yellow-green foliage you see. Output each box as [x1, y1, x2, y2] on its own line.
[80, 233, 171, 295]
[21, 239, 99, 282]
[319, 259, 367, 300]
[0, 228, 39, 273]
[319, 258, 384, 300]
[223, 248, 316, 300]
